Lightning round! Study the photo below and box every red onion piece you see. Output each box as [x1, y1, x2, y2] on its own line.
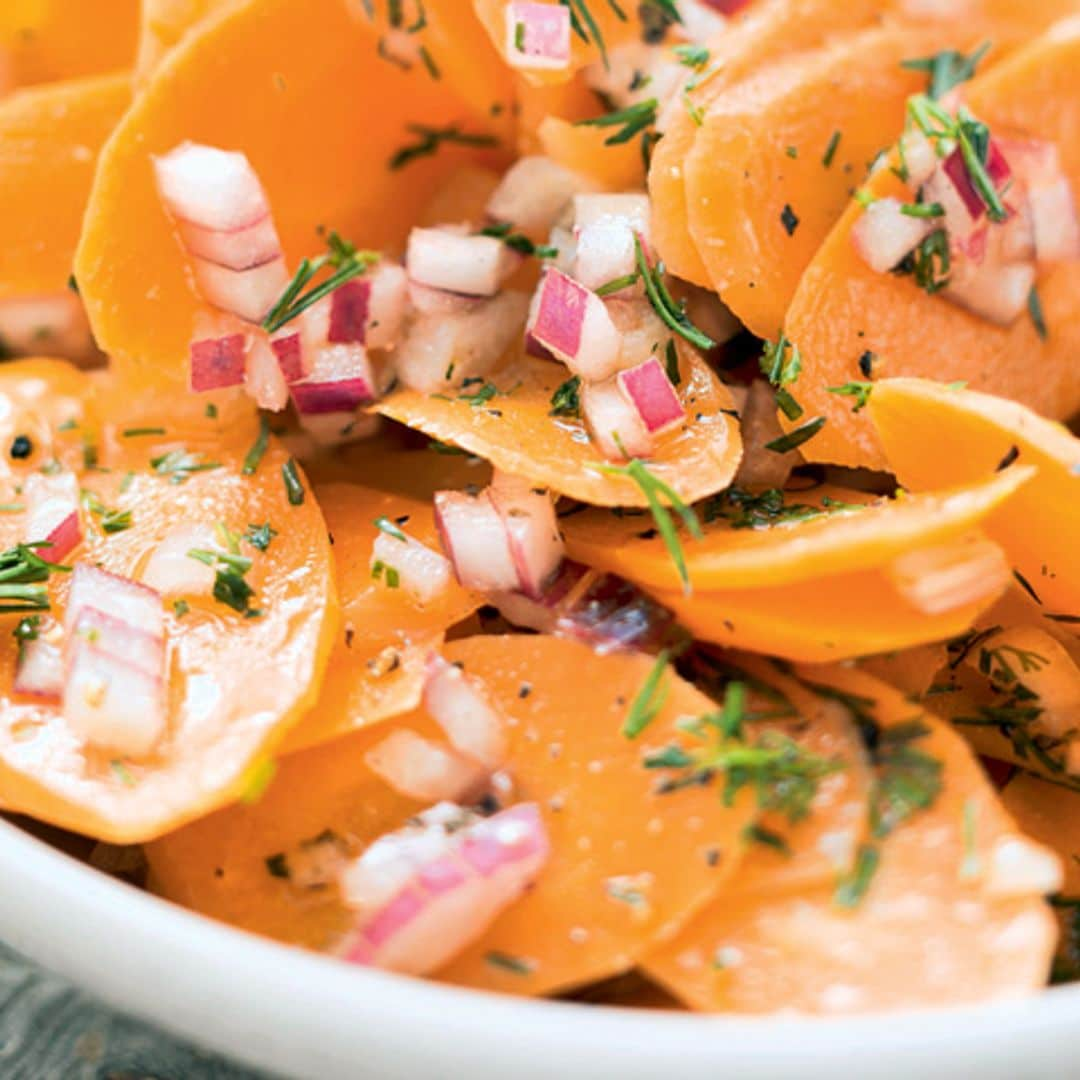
[406, 228, 519, 298]
[364, 729, 486, 803]
[244, 330, 289, 411]
[340, 802, 548, 975]
[153, 142, 270, 232]
[526, 268, 621, 381]
[488, 472, 565, 600]
[189, 331, 247, 391]
[370, 531, 453, 606]
[290, 343, 376, 415]
[270, 331, 306, 384]
[617, 354, 684, 435]
[581, 377, 653, 460]
[493, 559, 674, 654]
[327, 278, 370, 344]
[703, 0, 753, 13]
[177, 213, 281, 272]
[396, 290, 528, 393]
[505, 1, 571, 70]
[424, 654, 507, 769]
[1003, 139, 1080, 264]
[191, 253, 290, 324]
[63, 638, 166, 757]
[70, 606, 165, 679]
[486, 156, 594, 236]
[14, 638, 64, 701]
[944, 259, 1036, 326]
[65, 564, 164, 642]
[406, 280, 484, 317]
[434, 489, 520, 594]
[851, 197, 935, 274]
[139, 524, 219, 596]
[24, 472, 82, 562]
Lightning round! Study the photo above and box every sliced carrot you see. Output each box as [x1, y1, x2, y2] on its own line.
[0, 360, 336, 843]
[857, 640, 951, 700]
[871, 378, 1080, 618]
[0, 74, 130, 297]
[0, 1, 139, 88]
[375, 347, 742, 508]
[74, 0, 510, 396]
[282, 453, 485, 754]
[1002, 772, 1080, 893]
[149, 634, 761, 994]
[684, 25, 929, 338]
[783, 21, 1080, 469]
[645, 668, 1060, 1013]
[565, 469, 1028, 591]
[538, 115, 644, 190]
[134, 0, 231, 82]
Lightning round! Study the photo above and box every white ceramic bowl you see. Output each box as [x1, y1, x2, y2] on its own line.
[0, 814, 1076, 1079]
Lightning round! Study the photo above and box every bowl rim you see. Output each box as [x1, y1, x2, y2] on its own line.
[1, 813, 1078, 1080]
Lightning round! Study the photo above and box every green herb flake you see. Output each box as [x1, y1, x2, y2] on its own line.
[244, 522, 278, 552]
[576, 98, 659, 147]
[834, 844, 880, 908]
[484, 950, 535, 975]
[110, 759, 137, 787]
[900, 41, 991, 101]
[1028, 285, 1048, 341]
[622, 649, 671, 739]
[389, 124, 499, 171]
[742, 822, 792, 856]
[282, 458, 305, 506]
[827, 381, 874, 413]
[633, 235, 715, 352]
[822, 129, 842, 168]
[173, 599, 190, 618]
[150, 448, 222, 484]
[549, 376, 582, 418]
[374, 515, 408, 542]
[122, 427, 167, 438]
[765, 416, 826, 454]
[241, 759, 277, 804]
[187, 548, 258, 616]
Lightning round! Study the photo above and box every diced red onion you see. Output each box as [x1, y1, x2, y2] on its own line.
[617, 354, 684, 435]
[1002, 139, 1080, 264]
[526, 269, 621, 381]
[406, 228, 519, 298]
[299, 264, 407, 351]
[581, 377, 652, 460]
[139, 524, 219, 596]
[941, 140, 1012, 221]
[244, 331, 289, 411]
[703, 0, 753, 12]
[190, 253, 290, 324]
[944, 259, 1036, 326]
[488, 471, 565, 600]
[364, 728, 487, 803]
[851, 197, 935, 274]
[486, 156, 594, 236]
[13, 638, 64, 701]
[395, 290, 529, 393]
[290, 344, 376, 415]
[340, 802, 548, 975]
[434, 489, 520, 594]
[370, 530, 453, 606]
[153, 142, 272, 231]
[24, 472, 82, 562]
[492, 559, 674, 654]
[65, 564, 164, 641]
[424, 654, 507, 769]
[176, 213, 281, 272]
[70, 606, 165, 679]
[63, 638, 166, 757]
[326, 279, 370, 344]
[505, 1, 571, 70]
[189, 330, 247, 392]
[406, 280, 485, 317]
[270, 331, 307, 384]
[572, 221, 638, 293]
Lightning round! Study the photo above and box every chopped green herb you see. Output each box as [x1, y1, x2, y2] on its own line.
[622, 649, 671, 738]
[633, 236, 715, 351]
[100, 508, 133, 534]
[759, 332, 801, 388]
[67, 273, 79, 295]
[374, 515, 408, 542]
[121, 427, 166, 438]
[282, 458, 305, 506]
[110, 759, 136, 787]
[1028, 285, 1048, 341]
[13, 615, 40, 644]
[549, 376, 582, 418]
[827, 381, 873, 413]
[427, 440, 471, 456]
[664, 339, 681, 386]
[673, 43, 709, 69]
[594, 272, 640, 296]
[0, 543, 70, 613]
[188, 548, 258, 616]
[576, 98, 658, 146]
[480, 222, 558, 259]
[742, 822, 791, 855]
[205, 403, 219, 420]
[822, 129, 842, 168]
[388, 124, 498, 171]
[894, 228, 951, 294]
[150, 448, 222, 484]
[484, 950, 535, 975]
[1013, 568, 1042, 605]
[900, 201, 945, 219]
[244, 522, 278, 552]
[457, 382, 499, 407]
[765, 416, 826, 454]
[900, 41, 991, 101]
[597, 457, 702, 592]
[834, 844, 880, 908]
[241, 759, 277, 804]
[173, 599, 190, 618]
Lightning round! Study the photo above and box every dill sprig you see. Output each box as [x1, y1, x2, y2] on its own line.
[623, 649, 671, 738]
[633, 236, 715, 351]
[900, 41, 991, 101]
[388, 124, 498, 171]
[597, 457, 702, 592]
[0, 543, 71, 614]
[827, 381, 874, 413]
[576, 98, 658, 146]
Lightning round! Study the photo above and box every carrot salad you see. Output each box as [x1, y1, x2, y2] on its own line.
[0, 0, 1077, 1013]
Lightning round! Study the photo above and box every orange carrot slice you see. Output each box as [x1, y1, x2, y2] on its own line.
[683, 24, 929, 338]
[148, 634, 762, 994]
[871, 378, 1080, 618]
[0, 1, 139, 88]
[645, 667, 1060, 1013]
[0, 74, 130, 297]
[783, 20, 1080, 469]
[75, 0, 510, 396]
[565, 472, 1028, 660]
[134, 0, 230, 82]
[282, 452, 485, 754]
[0, 360, 336, 842]
[375, 348, 742, 507]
